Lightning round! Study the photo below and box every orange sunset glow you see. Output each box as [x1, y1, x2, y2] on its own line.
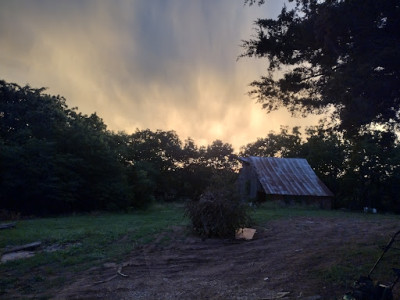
[0, 0, 322, 150]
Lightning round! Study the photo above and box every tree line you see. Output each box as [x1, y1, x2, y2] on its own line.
[1, 79, 399, 215]
[0, 80, 238, 215]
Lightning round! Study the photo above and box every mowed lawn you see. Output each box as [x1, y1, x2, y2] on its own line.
[0, 203, 399, 298]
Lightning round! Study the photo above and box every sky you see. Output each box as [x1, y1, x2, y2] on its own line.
[0, 0, 322, 151]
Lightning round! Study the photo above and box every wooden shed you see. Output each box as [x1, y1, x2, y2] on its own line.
[237, 156, 333, 209]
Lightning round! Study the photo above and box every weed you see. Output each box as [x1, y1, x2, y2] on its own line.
[185, 184, 252, 238]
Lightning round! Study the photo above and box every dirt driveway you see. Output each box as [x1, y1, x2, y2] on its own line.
[56, 216, 399, 299]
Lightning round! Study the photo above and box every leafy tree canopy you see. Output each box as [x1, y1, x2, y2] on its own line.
[0, 80, 130, 214]
[240, 126, 302, 157]
[242, 0, 400, 136]
[0, 79, 241, 213]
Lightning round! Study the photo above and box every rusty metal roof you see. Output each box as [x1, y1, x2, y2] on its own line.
[240, 156, 334, 197]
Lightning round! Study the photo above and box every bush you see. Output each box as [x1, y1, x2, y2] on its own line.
[185, 183, 252, 238]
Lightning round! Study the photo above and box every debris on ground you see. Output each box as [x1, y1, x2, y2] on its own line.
[0, 222, 16, 230]
[235, 228, 256, 240]
[1, 241, 42, 263]
[260, 291, 290, 299]
[1, 251, 36, 263]
[3, 241, 42, 254]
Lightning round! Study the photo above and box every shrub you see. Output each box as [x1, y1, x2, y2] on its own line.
[185, 183, 252, 238]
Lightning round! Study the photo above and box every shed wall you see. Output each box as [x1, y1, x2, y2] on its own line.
[237, 163, 259, 200]
[237, 157, 333, 209]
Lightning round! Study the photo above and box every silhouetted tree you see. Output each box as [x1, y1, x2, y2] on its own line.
[242, 0, 400, 137]
[0, 80, 130, 214]
[240, 126, 302, 157]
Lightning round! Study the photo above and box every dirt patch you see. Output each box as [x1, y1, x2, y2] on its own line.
[54, 216, 399, 299]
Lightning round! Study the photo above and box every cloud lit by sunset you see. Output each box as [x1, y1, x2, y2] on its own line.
[0, 0, 322, 150]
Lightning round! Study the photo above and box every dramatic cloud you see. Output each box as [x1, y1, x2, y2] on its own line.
[0, 0, 321, 150]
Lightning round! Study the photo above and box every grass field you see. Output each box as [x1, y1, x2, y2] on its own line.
[0, 203, 187, 297]
[0, 202, 399, 298]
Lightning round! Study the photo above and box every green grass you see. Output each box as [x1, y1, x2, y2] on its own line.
[318, 240, 400, 294]
[0, 203, 188, 298]
[1, 203, 187, 249]
[251, 201, 398, 224]
[0, 202, 398, 298]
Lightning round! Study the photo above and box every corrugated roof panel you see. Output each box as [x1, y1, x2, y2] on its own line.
[244, 157, 333, 197]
